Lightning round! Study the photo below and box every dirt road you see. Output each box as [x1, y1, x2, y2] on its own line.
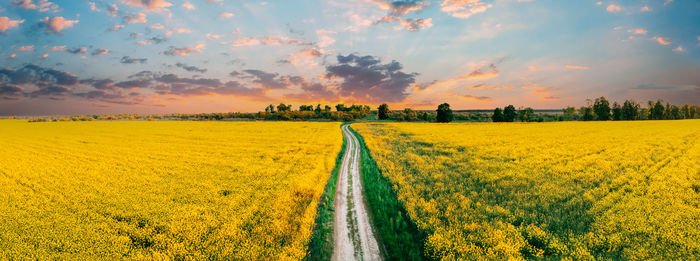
[332, 125, 382, 261]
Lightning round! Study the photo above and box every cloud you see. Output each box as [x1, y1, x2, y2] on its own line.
[0, 17, 24, 33]
[450, 93, 491, 102]
[0, 65, 78, 99]
[628, 28, 647, 35]
[163, 43, 205, 56]
[664, 0, 672, 6]
[640, 5, 651, 12]
[231, 36, 313, 47]
[565, 65, 589, 70]
[120, 56, 148, 64]
[284, 79, 339, 102]
[80, 78, 116, 90]
[219, 12, 234, 18]
[205, 33, 221, 40]
[376, 16, 433, 31]
[107, 4, 119, 16]
[316, 29, 336, 48]
[123, 13, 147, 24]
[672, 46, 684, 53]
[466, 83, 513, 90]
[324, 54, 417, 103]
[175, 63, 207, 73]
[108, 24, 124, 31]
[7, 54, 17, 59]
[11, 0, 59, 13]
[91, 48, 109, 56]
[182, 2, 195, 10]
[239, 69, 289, 89]
[39, 16, 79, 34]
[66, 47, 87, 54]
[40, 54, 48, 59]
[440, 0, 493, 19]
[363, 0, 430, 16]
[653, 36, 670, 45]
[16, 45, 34, 51]
[117, 0, 172, 11]
[606, 4, 622, 12]
[418, 60, 502, 90]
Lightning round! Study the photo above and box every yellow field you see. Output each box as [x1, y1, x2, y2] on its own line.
[0, 120, 342, 260]
[354, 120, 700, 260]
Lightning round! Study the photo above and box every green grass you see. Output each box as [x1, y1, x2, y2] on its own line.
[349, 125, 427, 260]
[304, 125, 348, 260]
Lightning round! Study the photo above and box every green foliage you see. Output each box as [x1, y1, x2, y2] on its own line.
[503, 105, 517, 122]
[492, 108, 504, 122]
[436, 103, 454, 123]
[378, 104, 390, 120]
[593, 96, 611, 120]
[612, 102, 622, 121]
[518, 107, 535, 122]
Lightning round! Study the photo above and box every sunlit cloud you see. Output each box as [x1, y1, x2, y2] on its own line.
[653, 36, 670, 45]
[92, 48, 109, 56]
[118, 0, 172, 11]
[640, 5, 651, 12]
[448, 93, 492, 102]
[565, 65, 589, 70]
[628, 28, 647, 35]
[16, 45, 35, 51]
[672, 46, 684, 53]
[376, 16, 433, 31]
[0, 17, 24, 33]
[123, 13, 147, 24]
[108, 25, 124, 32]
[163, 43, 205, 56]
[182, 2, 195, 10]
[39, 16, 79, 34]
[219, 12, 234, 18]
[441, 0, 493, 19]
[606, 4, 622, 12]
[12, 0, 59, 13]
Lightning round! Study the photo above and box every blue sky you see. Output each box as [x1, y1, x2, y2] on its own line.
[0, 0, 698, 115]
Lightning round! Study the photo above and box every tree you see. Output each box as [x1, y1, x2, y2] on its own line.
[518, 107, 535, 122]
[621, 100, 639, 120]
[277, 103, 292, 112]
[324, 105, 332, 112]
[335, 104, 346, 112]
[314, 104, 322, 114]
[378, 104, 390, 120]
[492, 108, 504, 122]
[593, 96, 611, 120]
[652, 100, 664, 120]
[562, 106, 577, 121]
[436, 103, 454, 123]
[503, 105, 517, 122]
[580, 106, 595, 121]
[671, 105, 682, 120]
[611, 102, 622, 121]
[265, 104, 276, 113]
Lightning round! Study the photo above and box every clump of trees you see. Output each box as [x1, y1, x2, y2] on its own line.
[563, 97, 697, 121]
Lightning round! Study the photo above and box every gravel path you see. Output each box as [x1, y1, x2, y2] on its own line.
[332, 125, 382, 261]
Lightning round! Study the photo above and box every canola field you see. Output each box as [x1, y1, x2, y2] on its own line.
[0, 120, 342, 260]
[354, 120, 700, 260]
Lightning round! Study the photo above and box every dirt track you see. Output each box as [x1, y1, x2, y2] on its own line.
[332, 125, 382, 261]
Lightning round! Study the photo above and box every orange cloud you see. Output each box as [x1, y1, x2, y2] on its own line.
[606, 4, 622, 12]
[164, 43, 205, 56]
[441, 0, 493, 19]
[118, 0, 171, 11]
[40, 16, 78, 34]
[219, 12, 234, 18]
[123, 13, 147, 24]
[0, 17, 24, 33]
[376, 16, 433, 31]
[565, 65, 589, 70]
[48, 45, 66, 51]
[41, 53, 48, 59]
[672, 46, 684, 53]
[628, 28, 647, 35]
[16, 45, 35, 51]
[448, 93, 492, 102]
[653, 36, 670, 45]
[182, 2, 194, 10]
[8, 54, 16, 59]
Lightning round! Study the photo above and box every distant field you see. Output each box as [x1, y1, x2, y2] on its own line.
[0, 120, 342, 260]
[354, 120, 700, 260]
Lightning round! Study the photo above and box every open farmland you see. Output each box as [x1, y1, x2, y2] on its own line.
[0, 120, 342, 260]
[354, 120, 700, 260]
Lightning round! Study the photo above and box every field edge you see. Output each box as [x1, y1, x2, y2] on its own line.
[349, 124, 428, 260]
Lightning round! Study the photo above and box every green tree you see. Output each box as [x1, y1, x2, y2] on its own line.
[611, 101, 622, 121]
[277, 103, 292, 112]
[436, 103, 454, 123]
[580, 106, 595, 121]
[378, 104, 390, 120]
[503, 105, 517, 122]
[492, 108, 504, 122]
[593, 96, 611, 120]
[652, 100, 665, 120]
[621, 100, 639, 120]
[562, 106, 577, 121]
[314, 104, 322, 114]
[518, 107, 535, 122]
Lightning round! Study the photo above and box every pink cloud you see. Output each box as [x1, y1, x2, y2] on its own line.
[41, 53, 48, 59]
[39, 16, 79, 34]
[123, 13, 147, 24]
[16, 45, 35, 51]
[8, 54, 17, 59]
[441, 0, 493, 19]
[628, 28, 647, 35]
[219, 12, 234, 18]
[565, 65, 589, 70]
[118, 0, 172, 11]
[0, 17, 24, 33]
[48, 45, 66, 51]
[653, 36, 671, 45]
[164, 43, 205, 56]
[182, 2, 195, 10]
[606, 4, 622, 12]
[12, 0, 59, 12]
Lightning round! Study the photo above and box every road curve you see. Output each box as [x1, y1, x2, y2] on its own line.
[332, 125, 382, 261]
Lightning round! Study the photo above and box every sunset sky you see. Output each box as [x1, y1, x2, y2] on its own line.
[0, 0, 698, 115]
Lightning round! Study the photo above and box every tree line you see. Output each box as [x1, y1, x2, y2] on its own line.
[20, 97, 697, 123]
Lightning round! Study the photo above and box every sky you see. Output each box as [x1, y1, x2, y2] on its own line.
[0, 0, 698, 115]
